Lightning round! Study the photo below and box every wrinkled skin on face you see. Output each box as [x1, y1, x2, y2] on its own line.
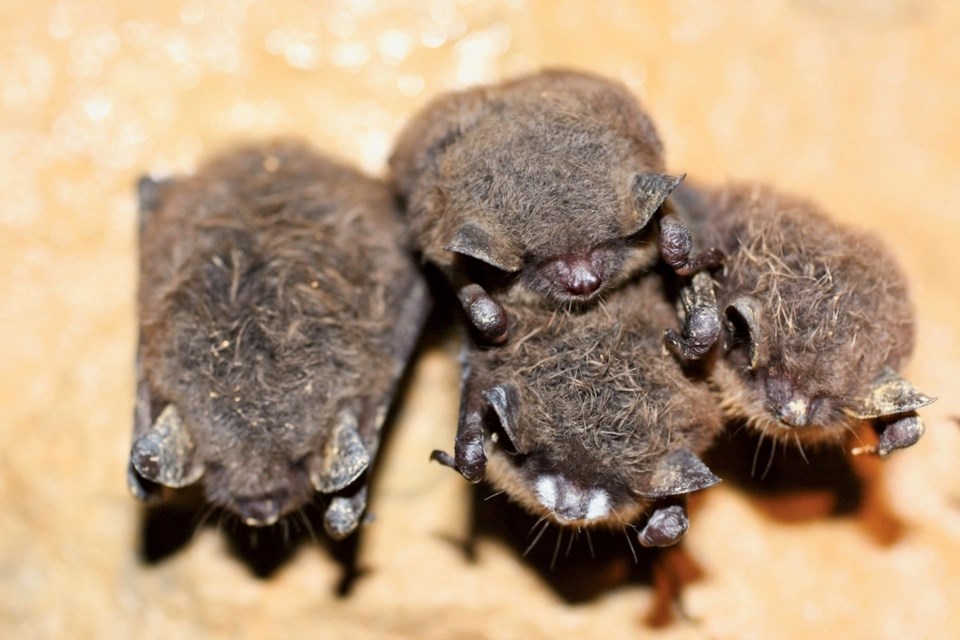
[675, 182, 932, 452]
[131, 141, 429, 537]
[390, 69, 714, 344]
[433, 278, 724, 546]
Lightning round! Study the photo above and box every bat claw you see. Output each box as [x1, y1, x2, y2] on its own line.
[660, 215, 724, 276]
[323, 487, 368, 540]
[430, 449, 457, 468]
[665, 270, 721, 361]
[876, 415, 925, 456]
[430, 447, 486, 483]
[458, 284, 508, 344]
[664, 312, 720, 360]
[638, 504, 690, 548]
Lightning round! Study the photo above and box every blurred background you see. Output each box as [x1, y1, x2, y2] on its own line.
[2, 1, 959, 638]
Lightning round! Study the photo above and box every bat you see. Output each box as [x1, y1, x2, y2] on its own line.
[672, 182, 935, 456]
[129, 140, 430, 539]
[431, 277, 724, 547]
[389, 68, 721, 345]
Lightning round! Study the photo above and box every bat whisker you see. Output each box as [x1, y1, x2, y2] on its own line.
[794, 431, 810, 464]
[297, 508, 318, 545]
[551, 528, 563, 570]
[193, 503, 219, 538]
[762, 436, 777, 479]
[523, 519, 551, 557]
[527, 515, 548, 537]
[751, 430, 766, 478]
[623, 526, 638, 564]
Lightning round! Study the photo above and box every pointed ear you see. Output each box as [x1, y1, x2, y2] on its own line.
[850, 367, 937, 420]
[130, 404, 204, 488]
[724, 296, 765, 370]
[629, 172, 685, 233]
[136, 175, 173, 237]
[635, 448, 720, 499]
[482, 383, 526, 454]
[444, 222, 523, 272]
[310, 410, 371, 494]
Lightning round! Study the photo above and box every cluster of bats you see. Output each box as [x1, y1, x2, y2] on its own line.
[129, 69, 935, 553]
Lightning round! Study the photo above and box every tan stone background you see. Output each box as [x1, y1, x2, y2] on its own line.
[2, 1, 959, 638]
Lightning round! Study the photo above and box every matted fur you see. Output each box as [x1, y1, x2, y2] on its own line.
[466, 278, 723, 525]
[136, 140, 426, 523]
[678, 182, 915, 446]
[389, 68, 669, 305]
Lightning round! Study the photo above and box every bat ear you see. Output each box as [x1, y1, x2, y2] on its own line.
[137, 175, 169, 212]
[724, 295, 765, 370]
[635, 448, 720, 499]
[850, 367, 936, 420]
[130, 404, 205, 489]
[482, 383, 526, 454]
[310, 410, 370, 493]
[136, 175, 172, 236]
[444, 221, 523, 272]
[629, 172, 685, 233]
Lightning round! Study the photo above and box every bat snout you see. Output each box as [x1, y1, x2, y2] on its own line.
[535, 474, 611, 524]
[766, 376, 815, 428]
[234, 489, 290, 527]
[549, 256, 603, 297]
[776, 397, 812, 427]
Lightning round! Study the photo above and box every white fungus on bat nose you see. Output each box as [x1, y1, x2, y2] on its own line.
[535, 474, 612, 523]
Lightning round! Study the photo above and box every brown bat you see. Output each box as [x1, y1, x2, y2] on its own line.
[672, 182, 935, 456]
[129, 140, 430, 539]
[432, 277, 724, 547]
[389, 68, 720, 346]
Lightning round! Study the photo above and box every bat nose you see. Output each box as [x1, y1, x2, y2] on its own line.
[568, 263, 601, 295]
[777, 398, 811, 427]
[535, 474, 611, 523]
[766, 376, 813, 427]
[555, 257, 601, 296]
[235, 490, 288, 527]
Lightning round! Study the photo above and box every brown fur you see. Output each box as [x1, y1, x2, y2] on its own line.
[135, 140, 427, 525]
[465, 278, 724, 526]
[389, 68, 670, 306]
[677, 182, 915, 447]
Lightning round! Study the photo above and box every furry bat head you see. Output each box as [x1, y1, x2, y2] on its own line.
[437, 278, 723, 544]
[390, 68, 682, 306]
[678, 183, 934, 453]
[130, 141, 429, 538]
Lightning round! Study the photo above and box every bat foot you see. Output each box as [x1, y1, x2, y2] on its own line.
[458, 284, 508, 344]
[127, 463, 162, 503]
[876, 415, 925, 456]
[660, 215, 724, 276]
[664, 308, 720, 361]
[430, 449, 457, 468]
[664, 271, 721, 361]
[852, 415, 925, 457]
[430, 446, 485, 484]
[324, 487, 368, 540]
[638, 505, 689, 548]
